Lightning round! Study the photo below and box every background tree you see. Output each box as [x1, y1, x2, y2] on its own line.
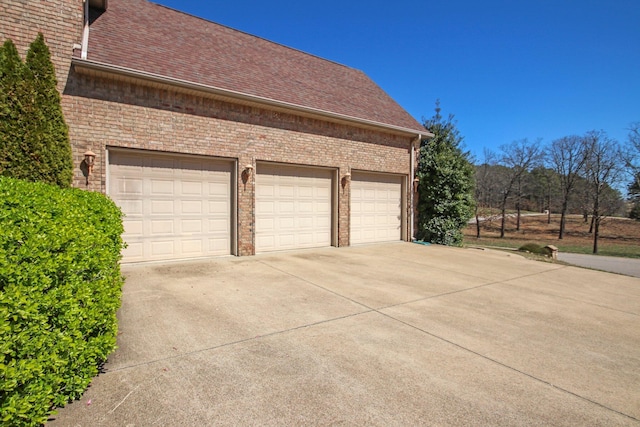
[624, 122, 640, 218]
[496, 138, 543, 237]
[529, 166, 559, 224]
[628, 174, 640, 220]
[0, 34, 72, 187]
[473, 149, 499, 238]
[416, 101, 475, 246]
[624, 122, 640, 171]
[583, 130, 624, 253]
[548, 135, 588, 239]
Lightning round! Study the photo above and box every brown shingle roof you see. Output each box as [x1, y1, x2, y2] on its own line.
[84, 0, 425, 133]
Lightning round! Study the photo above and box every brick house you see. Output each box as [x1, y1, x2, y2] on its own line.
[1, 0, 431, 262]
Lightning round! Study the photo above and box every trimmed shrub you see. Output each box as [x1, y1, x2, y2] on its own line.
[0, 177, 125, 426]
[518, 243, 552, 257]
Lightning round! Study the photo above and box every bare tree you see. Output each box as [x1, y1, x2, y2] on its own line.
[583, 130, 625, 254]
[547, 135, 589, 239]
[529, 166, 559, 224]
[473, 149, 499, 238]
[497, 138, 543, 238]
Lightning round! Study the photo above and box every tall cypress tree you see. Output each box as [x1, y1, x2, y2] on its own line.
[0, 39, 28, 177]
[416, 101, 475, 246]
[0, 34, 72, 186]
[23, 33, 73, 187]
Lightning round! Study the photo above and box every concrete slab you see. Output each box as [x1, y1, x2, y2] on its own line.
[48, 244, 640, 426]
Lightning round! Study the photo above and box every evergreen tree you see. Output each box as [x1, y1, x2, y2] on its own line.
[23, 33, 73, 187]
[416, 101, 475, 245]
[628, 173, 640, 220]
[0, 34, 72, 187]
[0, 39, 28, 176]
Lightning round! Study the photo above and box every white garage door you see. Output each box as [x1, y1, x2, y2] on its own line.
[255, 163, 333, 253]
[351, 172, 403, 245]
[108, 150, 233, 262]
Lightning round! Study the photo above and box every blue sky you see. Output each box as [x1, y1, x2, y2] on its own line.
[153, 0, 640, 160]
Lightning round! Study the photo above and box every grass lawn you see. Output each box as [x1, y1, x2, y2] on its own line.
[464, 214, 640, 258]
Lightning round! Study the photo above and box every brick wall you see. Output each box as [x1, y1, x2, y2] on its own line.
[63, 71, 413, 254]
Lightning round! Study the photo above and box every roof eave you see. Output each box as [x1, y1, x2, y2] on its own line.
[71, 58, 433, 139]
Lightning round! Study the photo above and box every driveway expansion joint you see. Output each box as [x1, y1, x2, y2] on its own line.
[376, 309, 640, 423]
[104, 309, 374, 374]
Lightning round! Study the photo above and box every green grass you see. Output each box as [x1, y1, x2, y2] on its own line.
[465, 237, 640, 258]
[465, 214, 640, 259]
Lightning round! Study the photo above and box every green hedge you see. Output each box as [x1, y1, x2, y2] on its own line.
[0, 177, 125, 426]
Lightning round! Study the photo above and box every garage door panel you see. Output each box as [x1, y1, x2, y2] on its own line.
[119, 199, 143, 215]
[109, 150, 233, 262]
[299, 201, 313, 213]
[256, 217, 274, 231]
[181, 219, 201, 233]
[279, 201, 295, 214]
[181, 240, 202, 254]
[151, 220, 173, 234]
[182, 181, 202, 195]
[256, 200, 274, 214]
[151, 200, 174, 215]
[181, 200, 202, 215]
[151, 241, 174, 256]
[257, 185, 275, 197]
[256, 164, 332, 253]
[116, 177, 143, 195]
[279, 234, 295, 246]
[124, 219, 143, 235]
[351, 172, 402, 245]
[316, 202, 330, 214]
[279, 185, 295, 197]
[208, 182, 228, 195]
[123, 242, 143, 259]
[209, 219, 228, 232]
[151, 179, 173, 194]
[256, 235, 275, 249]
[278, 216, 296, 228]
[209, 201, 229, 214]
[297, 217, 313, 228]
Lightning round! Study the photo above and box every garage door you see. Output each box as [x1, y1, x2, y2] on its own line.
[350, 172, 403, 245]
[108, 150, 233, 262]
[255, 163, 333, 252]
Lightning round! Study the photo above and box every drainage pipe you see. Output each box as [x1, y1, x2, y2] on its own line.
[409, 135, 422, 241]
[81, 0, 89, 59]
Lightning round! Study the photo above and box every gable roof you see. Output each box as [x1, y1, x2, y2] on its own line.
[77, 0, 427, 136]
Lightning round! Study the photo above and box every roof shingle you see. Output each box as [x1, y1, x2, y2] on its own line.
[84, 0, 424, 133]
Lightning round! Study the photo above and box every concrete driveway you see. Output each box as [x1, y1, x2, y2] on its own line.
[49, 243, 640, 426]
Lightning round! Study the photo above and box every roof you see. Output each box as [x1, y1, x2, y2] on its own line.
[81, 0, 426, 135]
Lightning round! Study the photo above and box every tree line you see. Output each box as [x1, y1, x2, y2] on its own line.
[474, 124, 640, 253]
[415, 101, 639, 255]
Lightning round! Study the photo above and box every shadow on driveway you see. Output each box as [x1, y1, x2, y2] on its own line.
[49, 243, 640, 426]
